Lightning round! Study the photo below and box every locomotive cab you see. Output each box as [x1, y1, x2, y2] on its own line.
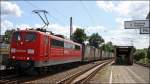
[10, 31, 38, 60]
[9, 30, 40, 71]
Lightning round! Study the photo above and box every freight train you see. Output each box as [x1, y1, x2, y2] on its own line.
[7, 29, 114, 74]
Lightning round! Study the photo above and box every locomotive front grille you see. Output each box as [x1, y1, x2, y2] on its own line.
[9, 59, 34, 69]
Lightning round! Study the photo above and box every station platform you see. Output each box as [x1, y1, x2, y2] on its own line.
[89, 63, 150, 83]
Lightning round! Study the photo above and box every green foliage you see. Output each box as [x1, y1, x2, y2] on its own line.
[138, 58, 150, 64]
[148, 48, 150, 59]
[134, 50, 146, 61]
[3, 29, 16, 44]
[144, 48, 150, 59]
[71, 28, 87, 44]
[88, 33, 104, 48]
[101, 41, 114, 52]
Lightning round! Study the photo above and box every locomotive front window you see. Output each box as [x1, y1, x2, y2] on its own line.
[13, 32, 21, 41]
[25, 32, 36, 41]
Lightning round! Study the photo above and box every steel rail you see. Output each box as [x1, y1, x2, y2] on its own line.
[57, 60, 113, 84]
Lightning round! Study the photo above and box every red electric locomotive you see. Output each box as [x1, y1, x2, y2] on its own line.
[9, 30, 82, 74]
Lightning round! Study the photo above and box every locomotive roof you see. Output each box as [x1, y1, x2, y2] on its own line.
[15, 30, 81, 46]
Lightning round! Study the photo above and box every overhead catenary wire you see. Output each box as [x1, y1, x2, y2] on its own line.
[80, 1, 97, 26]
[48, 4, 68, 19]
[25, 1, 40, 9]
[25, 1, 67, 26]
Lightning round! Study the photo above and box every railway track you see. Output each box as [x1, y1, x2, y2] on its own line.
[0, 68, 24, 84]
[24, 60, 112, 83]
[0, 74, 19, 84]
[0, 60, 113, 84]
[57, 60, 113, 84]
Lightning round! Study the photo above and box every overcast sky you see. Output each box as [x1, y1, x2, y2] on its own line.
[1, 1, 149, 49]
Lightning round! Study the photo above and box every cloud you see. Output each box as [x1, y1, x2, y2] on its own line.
[33, 24, 106, 38]
[103, 28, 149, 49]
[0, 19, 106, 39]
[1, 20, 32, 35]
[15, 24, 31, 30]
[1, 20, 14, 34]
[84, 26, 106, 36]
[97, 1, 149, 49]
[1, 19, 148, 49]
[97, 1, 149, 19]
[1, 2, 22, 17]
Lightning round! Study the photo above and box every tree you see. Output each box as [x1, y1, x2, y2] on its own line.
[3, 29, 16, 44]
[148, 48, 150, 59]
[134, 50, 145, 61]
[101, 42, 115, 52]
[88, 33, 104, 48]
[71, 28, 87, 44]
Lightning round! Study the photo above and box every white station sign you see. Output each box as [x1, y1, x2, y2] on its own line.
[124, 20, 149, 29]
[140, 27, 150, 34]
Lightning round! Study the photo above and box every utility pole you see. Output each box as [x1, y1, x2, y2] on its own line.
[70, 17, 73, 40]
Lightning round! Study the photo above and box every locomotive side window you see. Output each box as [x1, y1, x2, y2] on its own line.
[64, 42, 74, 49]
[64, 42, 69, 49]
[25, 32, 36, 41]
[12, 32, 21, 41]
[75, 45, 80, 50]
[51, 39, 64, 47]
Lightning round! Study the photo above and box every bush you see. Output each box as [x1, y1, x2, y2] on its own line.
[138, 58, 150, 64]
[147, 48, 150, 59]
[134, 51, 145, 61]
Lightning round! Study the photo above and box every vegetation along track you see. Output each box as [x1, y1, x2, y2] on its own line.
[57, 60, 113, 84]
[135, 62, 150, 68]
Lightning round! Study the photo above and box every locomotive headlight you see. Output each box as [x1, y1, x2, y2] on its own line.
[12, 56, 15, 59]
[11, 48, 16, 53]
[27, 49, 34, 54]
[27, 57, 30, 60]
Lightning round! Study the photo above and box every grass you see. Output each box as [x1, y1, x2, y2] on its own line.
[137, 58, 150, 65]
